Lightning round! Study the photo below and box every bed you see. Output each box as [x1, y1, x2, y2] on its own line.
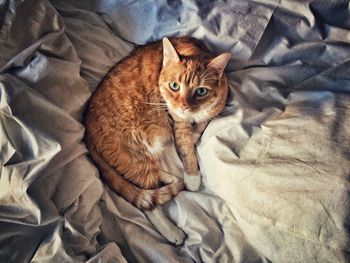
[1, 0, 349, 262]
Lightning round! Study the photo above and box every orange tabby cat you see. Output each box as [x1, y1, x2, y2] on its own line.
[85, 36, 230, 244]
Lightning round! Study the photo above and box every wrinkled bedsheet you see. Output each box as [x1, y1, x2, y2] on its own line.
[1, 0, 350, 262]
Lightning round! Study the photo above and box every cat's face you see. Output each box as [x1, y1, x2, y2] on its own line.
[159, 38, 231, 123]
[159, 59, 225, 122]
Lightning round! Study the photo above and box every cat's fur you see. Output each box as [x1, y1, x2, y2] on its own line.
[84, 36, 230, 244]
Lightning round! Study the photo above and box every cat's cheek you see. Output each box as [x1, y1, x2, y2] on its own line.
[159, 88, 173, 106]
[159, 85, 168, 97]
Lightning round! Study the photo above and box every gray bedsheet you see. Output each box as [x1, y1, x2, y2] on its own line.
[1, 0, 349, 262]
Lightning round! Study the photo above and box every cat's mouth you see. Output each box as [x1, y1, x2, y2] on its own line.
[175, 107, 204, 122]
[180, 108, 191, 114]
[168, 105, 192, 120]
[166, 102, 206, 122]
[175, 108, 191, 116]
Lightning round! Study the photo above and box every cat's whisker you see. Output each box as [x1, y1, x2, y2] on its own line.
[202, 74, 215, 81]
[203, 77, 217, 79]
[201, 71, 216, 79]
[150, 108, 168, 112]
[141, 101, 167, 106]
[152, 105, 168, 109]
[151, 106, 168, 110]
[202, 78, 218, 82]
[148, 105, 168, 110]
[202, 67, 212, 76]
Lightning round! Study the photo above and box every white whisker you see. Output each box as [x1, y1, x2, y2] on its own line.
[141, 101, 167, 106]
[202, 67, 212, 76]
[152, 105, 168, 109]
[150, 108, 168, 114]
[202, 78, 218, 81]
[201, 70, 216, 79]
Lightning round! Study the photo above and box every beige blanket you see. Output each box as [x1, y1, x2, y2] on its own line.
[1, 0, 349, 262]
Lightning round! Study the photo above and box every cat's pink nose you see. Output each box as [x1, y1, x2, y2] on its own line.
[180, 104, 189, 111]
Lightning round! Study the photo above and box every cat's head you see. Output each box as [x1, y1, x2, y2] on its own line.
[159, 37, 231, 123]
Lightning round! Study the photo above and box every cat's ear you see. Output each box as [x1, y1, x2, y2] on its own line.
[207, 53, 231, 78]
[162, 37, 180, 67]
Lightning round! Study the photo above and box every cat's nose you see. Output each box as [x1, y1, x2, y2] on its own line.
[180, 103, 189, 111]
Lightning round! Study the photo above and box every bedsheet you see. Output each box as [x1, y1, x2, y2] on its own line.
[1, 0, 349, 262]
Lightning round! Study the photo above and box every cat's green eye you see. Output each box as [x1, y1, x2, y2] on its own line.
[195, 87, 208, 97]
[169, 82, 180, 91]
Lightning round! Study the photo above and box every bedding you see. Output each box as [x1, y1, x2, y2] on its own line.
[0, 0, 349, 262]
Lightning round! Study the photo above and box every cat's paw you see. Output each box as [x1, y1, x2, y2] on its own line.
[154, 220, 186, 246]
[168, 226, 186, 246]
[184, 173, 201, 191]
[145, 208, 186, 246]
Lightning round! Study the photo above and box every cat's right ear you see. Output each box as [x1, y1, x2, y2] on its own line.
[207, 53, 231, 78]
[162, 37, 180, 67]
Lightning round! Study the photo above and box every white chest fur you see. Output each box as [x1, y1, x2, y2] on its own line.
[144, 137, 164, 156]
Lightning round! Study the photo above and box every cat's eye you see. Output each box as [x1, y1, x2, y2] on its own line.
[169, 82, 180, 91]
[195, 87, 208, 97]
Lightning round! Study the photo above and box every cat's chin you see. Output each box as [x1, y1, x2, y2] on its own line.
[170, 111, 191, 122]
[167, 108, 191, 122]
[171, 108, 210, 123]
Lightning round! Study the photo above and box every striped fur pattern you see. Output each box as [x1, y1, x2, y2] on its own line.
[84, 37, 230, 210]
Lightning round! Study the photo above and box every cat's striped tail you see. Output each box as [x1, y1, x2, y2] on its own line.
[88, 146, 185, 210]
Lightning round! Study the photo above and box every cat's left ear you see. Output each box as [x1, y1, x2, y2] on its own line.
[162, 37, 180, 67]
[207, 53, 231, 78]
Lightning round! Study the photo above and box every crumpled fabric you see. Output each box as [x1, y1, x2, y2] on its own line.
[0, 0, 349, 262]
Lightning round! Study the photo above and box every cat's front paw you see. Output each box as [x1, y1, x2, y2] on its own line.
[184, 173, 201, 191]
[168, 225, 186, 246]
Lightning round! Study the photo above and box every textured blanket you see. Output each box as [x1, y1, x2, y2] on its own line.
[1, 0, 349, 262]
